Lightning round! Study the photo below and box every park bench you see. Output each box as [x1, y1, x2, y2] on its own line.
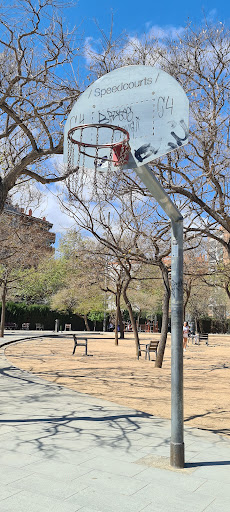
[138, 339, 159, 360]
[198, 333, 209, 346]
[65, 323, 72, 331]
[5, 323, 17, 330]
[36, 323, 44, 330]
[22, 322, 30, 330]
[72, 335, 88, 356]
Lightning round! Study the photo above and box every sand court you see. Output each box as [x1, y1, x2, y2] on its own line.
[5, 332, 230, 437]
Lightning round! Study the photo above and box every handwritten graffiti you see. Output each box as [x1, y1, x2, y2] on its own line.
[168, 119, 189, 149]
[98, 107, 133, 124]
[94, 156, 108, 168]
[70, 113, 84, 128]
[134, 143, 159, 163]
[157, 96, 174, 118]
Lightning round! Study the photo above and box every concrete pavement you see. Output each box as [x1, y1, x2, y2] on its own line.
[0, 334, 230, 511]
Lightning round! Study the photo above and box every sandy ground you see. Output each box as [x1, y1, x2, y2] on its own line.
[5, 333, 230, 437]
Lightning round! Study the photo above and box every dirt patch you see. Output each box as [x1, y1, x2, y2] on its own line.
[5, 333, 230, 437]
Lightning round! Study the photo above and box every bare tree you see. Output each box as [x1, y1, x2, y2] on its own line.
[86, 21, 230, 256]
[0, 0, 80, 211]
[150, 22, 230, 253]
[63, 166, 176, 365]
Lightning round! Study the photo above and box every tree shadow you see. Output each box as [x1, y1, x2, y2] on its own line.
[185, 411, 230, 437]
[186, 460, 230, 468]
[0, 363, 170, 459]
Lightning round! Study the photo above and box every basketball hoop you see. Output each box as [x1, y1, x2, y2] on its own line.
[67, 123, 130, 173]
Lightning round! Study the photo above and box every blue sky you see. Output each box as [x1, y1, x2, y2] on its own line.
[63, 1, 230, 83]
[34, 0, 230, 244]
[67, 0, 229, 43]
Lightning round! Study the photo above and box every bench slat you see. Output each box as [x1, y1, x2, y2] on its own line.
[138, 339, 159, 360]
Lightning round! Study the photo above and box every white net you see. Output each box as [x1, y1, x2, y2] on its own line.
[67, 124, 130, 173]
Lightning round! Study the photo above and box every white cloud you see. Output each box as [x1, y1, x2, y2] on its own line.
[12, 179, 75, 239]
[207, 9, 218, 21]
[35, 185, 75, 235]
[147, 24, 185, 40]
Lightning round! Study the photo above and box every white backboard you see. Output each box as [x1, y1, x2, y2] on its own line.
[64, 65, 189, 170]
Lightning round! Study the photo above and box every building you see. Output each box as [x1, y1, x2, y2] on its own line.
[3, 199, 55, 253]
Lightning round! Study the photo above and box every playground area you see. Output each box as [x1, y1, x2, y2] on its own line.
[5, 333, 230, 437]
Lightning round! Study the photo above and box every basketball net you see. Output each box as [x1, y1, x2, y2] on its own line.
[67, 124, 130, 171]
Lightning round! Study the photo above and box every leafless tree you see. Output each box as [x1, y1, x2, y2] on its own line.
[0, 0, 80, 212]
[86, 21, 230, 256]
[63, 166, 176, 366]
[151, 23, 230, 254]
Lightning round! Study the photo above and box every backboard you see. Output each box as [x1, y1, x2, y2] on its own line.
[64, 65, 189, 171]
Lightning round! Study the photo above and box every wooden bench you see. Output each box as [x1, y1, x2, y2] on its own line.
[72, 335, 88, 356]
[138, 339, 159, 360]
[36, 323, 44, 330]
[5, 323, 18, 330]
[198, 333, 209, 346]
[22, 322, 30, 330]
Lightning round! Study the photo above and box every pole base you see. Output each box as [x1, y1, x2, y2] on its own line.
[170, 442, 184, 468]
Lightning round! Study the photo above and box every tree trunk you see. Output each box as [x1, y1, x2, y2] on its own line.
[0, 178, 11, 215]
[195, 316, 198, 333]
[136, 313, 140, 332]
[114, 288, 119, 346]
[123, 278, 140, 357]
[0, 282, 7, 338]
[225, 280, 230, 300]
[155, 263, 170, 368]
[118, 304, 124, 339]
[84, 314, 90, 331]
[183, 280, 192, 320]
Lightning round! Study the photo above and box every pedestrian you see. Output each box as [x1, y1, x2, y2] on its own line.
[108, 321, 114, 332]
[183, 321, 189, 351]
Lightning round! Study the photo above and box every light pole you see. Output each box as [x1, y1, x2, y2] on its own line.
[135, 164, 184, 468]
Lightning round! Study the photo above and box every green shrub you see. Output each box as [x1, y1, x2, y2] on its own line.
[2, 301, 86, 330]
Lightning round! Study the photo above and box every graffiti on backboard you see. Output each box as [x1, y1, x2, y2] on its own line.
[134, 119, 189, 163]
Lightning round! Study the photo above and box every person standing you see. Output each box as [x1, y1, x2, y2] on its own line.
[183, 321, 189, 351]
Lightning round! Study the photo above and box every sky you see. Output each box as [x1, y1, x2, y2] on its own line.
[69, 0, 229, 35]
[33, 0, 230, 245]
[68, 0, 229, 44]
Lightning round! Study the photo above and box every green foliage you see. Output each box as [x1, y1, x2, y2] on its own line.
[3, 301, 85, 330]
[57, 230, 83, 259]
[88, 310, 104, 323]
[51, 232, 105, 318]
[12, 257, 67, 304]
[197, 316, 230, 334]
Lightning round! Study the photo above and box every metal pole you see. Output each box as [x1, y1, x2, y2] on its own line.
[170, 219, 184, 467]
[134, 164, 184, 468]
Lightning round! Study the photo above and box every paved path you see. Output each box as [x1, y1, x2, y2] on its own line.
[0, 331, 105, 348]
[0, 338, 230, 511]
